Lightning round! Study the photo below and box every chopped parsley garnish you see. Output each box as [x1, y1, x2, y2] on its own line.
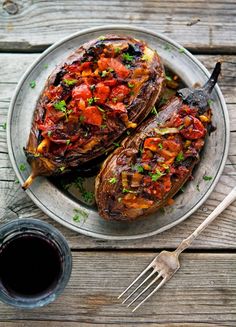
[109, 177, 117, 184]
[122, 188, 136, 194]
[122, 53, 134, 62]
[178, 48, 185, 53]
[30, 80, 36, 88]
[176, 151, 184, 162]
[108, 68, 114, 72]
[59, 166, 65, 172]
[162, 164, 170, 172]
[180, 187, 185, 193]
[63, 79, 78, 86]
[101, 70, 107, 77]
[0, 122, 6, 130]
[158, 143, 163, 149]
[203, 175, 213, 181]
[100, 124, 107, 129]
[90, 84, 95, 90]
[98, 35, 105, 41]
[125, 64, 131, 69]
[129, 90, 135, 96]
[19, 163, 26, 171]
[150, 169, 164, 181]
[54, 100, 66, 112]
[87, 97, 94, 105]
[128, 82, 134, 88]
[136, 165, 144, 173]
[66, 139, 70, 145]
[151, 106, 158, 115]
[80, 115, 85, 122]
[115, 47, 121, 54]
[179, 124, 185, 130]
[74, 177, 94, 204]
[83, 191, 94, 203]
[112, 97, 118, 103]
[113, 142, 120, 147]
[47, 131, 52, 137]
[43, 64, 48, 69]
[97, 106, 105, 112]
[73, 208, 88, 223]
[126, 130, 130, 135]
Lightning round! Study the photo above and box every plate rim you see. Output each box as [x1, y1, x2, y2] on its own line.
[7, 24, 230, 240]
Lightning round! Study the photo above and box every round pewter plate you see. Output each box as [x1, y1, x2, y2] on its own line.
[7, 25, 229, 240]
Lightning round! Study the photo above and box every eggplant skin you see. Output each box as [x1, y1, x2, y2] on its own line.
[95, 97, 211, 221]
[23, 34, 165, 189]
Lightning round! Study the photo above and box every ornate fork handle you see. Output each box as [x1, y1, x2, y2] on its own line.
[175, 186, 236, 256]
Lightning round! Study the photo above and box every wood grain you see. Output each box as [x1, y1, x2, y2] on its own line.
[0, 1, 236, 52]
[0, 252, 235, 324]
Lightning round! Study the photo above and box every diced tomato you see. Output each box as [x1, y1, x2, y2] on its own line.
[180, 116, 206, 139]
[103, 79, 117, 87]
[194, 138, 205, 150]
[162, 139, 181, 152]
[44, 85, 62, 101]
[79, 62, 92, 71]
[97, 58, 110, 71]
[110, 85, 130, 102]
[72, 84, 92, 101]
[98, 58, 130, 79]
[83, 106, 103, 126]
[143, 138, 161, 152]
[176, 166, 189, 178]
[94, 82, 110, 103]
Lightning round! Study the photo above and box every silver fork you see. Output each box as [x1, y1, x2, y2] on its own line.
[118, 186, 236, 312]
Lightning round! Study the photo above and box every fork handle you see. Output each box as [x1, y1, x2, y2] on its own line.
[175, 186, 236, 256]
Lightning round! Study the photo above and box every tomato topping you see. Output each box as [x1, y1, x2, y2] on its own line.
[83, 106, 103, 126]
[143, 138, 161, 152]
[122, 194, 154, 209]
[110, 85, 130, 102]
[94, 82, 110, 104]
[72, 84, 92, 101]
[162, 139, 181, 153]
[98, 58, 130, 79]
[180, 116, 206, 139]
[103, 79, 117, 87]
[79, 62, 92, 71]
[44, 85, 62, 101]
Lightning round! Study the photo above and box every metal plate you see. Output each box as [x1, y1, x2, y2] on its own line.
[7, 25, 230, 240]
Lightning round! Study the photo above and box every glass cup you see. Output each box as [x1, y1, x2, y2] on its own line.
[0, 218, 72, 308]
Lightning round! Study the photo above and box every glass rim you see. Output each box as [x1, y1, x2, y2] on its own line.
[0, 218, 72, 308]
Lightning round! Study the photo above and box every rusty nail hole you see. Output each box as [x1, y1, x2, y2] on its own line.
[2, 0, 19, 15]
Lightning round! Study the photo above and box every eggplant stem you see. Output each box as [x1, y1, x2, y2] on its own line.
[22, 173, 36, 190]
[203, 61, 221, 94]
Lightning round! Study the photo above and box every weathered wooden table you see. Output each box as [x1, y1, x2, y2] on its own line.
[0, 1, 236, 326]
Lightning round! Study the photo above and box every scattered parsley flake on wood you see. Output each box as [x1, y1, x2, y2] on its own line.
[0, 123, 6, 130]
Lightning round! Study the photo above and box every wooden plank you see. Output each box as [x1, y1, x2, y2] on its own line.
[0, 252, 235, 324]
[0, 322, 234, 327]
[0, 1, 236, 52]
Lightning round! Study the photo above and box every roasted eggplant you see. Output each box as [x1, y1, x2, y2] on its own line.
[23, 35, 165, 189]
[95, 63, 221, 221]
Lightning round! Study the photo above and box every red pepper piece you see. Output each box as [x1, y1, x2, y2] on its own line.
[72, 84, 92, 101]
[180, 116, 206, 139]
[94, 82, 110, 104]
[83, 106, 103, 126]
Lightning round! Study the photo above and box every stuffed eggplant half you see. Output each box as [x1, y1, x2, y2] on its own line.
[23, 35, 165, 189]
[95, 63, 221, 221]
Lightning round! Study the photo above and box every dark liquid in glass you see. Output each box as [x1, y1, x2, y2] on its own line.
[0, 234, 62, 297]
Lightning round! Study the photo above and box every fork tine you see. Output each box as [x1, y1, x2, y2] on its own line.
[127, 273, 162, 307]
[118, 262, 154, 299]
[132, 278, 167, 312]
[122, 268, 157, 304]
